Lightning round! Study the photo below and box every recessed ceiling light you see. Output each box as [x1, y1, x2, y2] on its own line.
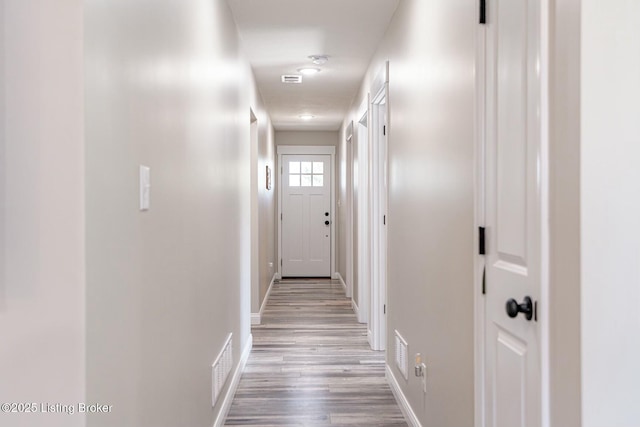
[299, 114, 315, 120]
[297, 67, 321, 76]
[308, 55, 329, 65]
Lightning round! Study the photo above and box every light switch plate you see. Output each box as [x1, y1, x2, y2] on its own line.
[140, 165, 150, 211]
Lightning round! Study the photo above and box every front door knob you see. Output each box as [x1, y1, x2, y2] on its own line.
[325, 220, 330, 225]
[505, 296, 533, 321]
[325, 212, 329, 216]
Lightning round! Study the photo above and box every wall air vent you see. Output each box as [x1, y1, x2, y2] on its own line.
[281, 75, 302, 84]
[212, 334, 233, 407]
[395, 330, 409, 380]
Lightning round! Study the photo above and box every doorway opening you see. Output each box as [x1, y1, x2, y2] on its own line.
[475, 1, 550, 426]
[369, 67, 389, 352]
[355, 98, 370, 330]
[250, 109, 260, 323]
[277, 145, 336, 279]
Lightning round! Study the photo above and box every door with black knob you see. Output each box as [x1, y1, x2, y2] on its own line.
[281, 154, 331, 277]
[480, 0, 544, 426]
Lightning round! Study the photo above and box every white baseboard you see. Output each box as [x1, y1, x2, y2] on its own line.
[386, 364, 422, 427]
[355, 300, 367, 324]
[334, 272, 347, 293]
[250, 312, 261, 325]
[251, 273, 277, 325]
[352, 299, 360, 318]
[213, 333, 253, 427]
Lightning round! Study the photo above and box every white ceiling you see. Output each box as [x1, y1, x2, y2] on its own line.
[227, 0, 400, 131]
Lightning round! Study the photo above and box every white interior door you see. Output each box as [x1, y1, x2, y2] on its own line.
[281, 154, 331, 277]
[483, 0, 542, 426]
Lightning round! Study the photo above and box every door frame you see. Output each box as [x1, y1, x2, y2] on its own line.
[346, 122, 354, 298]
[356, 97, 370, 326]
[250, 109, 260, 321]
[277, 145, 336, 279]
[369, 62, 389, 352]
[474, 2, 551, 426]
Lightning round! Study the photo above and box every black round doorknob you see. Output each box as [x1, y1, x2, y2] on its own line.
[505, 296, 533, 321]
[325, 220, 330, 225]
[325, 212, 329, 216]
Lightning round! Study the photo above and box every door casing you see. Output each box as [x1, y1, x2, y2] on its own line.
[356, 97, 370, 327]
[346, 123, 354, 298]
[369, 63, 389, 352]
[277, 145, 336, 279]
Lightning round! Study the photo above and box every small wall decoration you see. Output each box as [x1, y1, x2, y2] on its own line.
[266, 165, 272, 190]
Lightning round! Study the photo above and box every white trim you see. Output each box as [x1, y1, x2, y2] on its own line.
[249, 111, 259, 335]
[356, 96, 371, 326]
[369, 68, 389, 352]
[251, 273, 277, 325]
[474, 14, 488, 427]
[277, 146, 336, 155]
[213, 334, 253, 427]
[370, 62, 389, 103]
[539, 0, 551, 425]
[277, 145, 336, 279]
[351, 299, 360, 319]
[386, 364, 422, 427]
[250, 313, 261, 327]
[334, 271, 347, 293]
[346, 122, 354, 299]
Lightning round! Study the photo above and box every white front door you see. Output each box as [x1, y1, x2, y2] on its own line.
[483, 0, 543, 426]
[281, 155, 331, 277]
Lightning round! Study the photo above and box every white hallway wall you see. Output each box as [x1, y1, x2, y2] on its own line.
[85, 0, 271, 425]
[338, 0, 640, 426]
[256, 122, 276, 314]
[549, 0, 582, 424]
[1, 0, 273, 426]
[340, 0, 477, 426]
[549, 1, 640, 426]
[580, 1, 640, 425]
[0, 2, 86, 427]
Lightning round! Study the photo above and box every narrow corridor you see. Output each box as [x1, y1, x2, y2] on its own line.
[225, 279, 407, 426]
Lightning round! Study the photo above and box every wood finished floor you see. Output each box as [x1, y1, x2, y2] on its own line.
[224, 279, 407, 427]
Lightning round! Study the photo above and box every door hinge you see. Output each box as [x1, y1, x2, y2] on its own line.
[479, 226, 486, 255]
[534, 301, 538, 322]
[280, 259, 282, 266]
[281, 213, 283, 221]
[482, 266, 486, 295]
[281, 166, 283, 175]
[383, 215, 386, 225]
[383, 125, 386, 136]
[384, 304, 386, 314]
[479, 0, 486, 24]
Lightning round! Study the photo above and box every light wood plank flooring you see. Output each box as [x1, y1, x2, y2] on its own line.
[224, 279, 407, 426]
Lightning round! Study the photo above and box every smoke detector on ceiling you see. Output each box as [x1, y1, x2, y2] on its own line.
[281, 75, 302, 84]
[308, 55, 329, 65]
